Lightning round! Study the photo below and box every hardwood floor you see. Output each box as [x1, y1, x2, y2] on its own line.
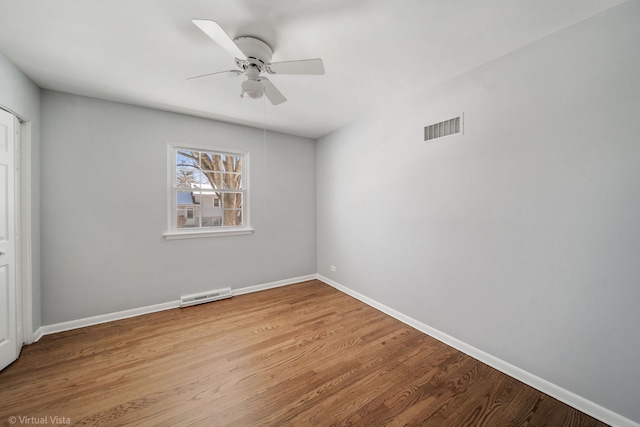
[0, 280, 607, 426]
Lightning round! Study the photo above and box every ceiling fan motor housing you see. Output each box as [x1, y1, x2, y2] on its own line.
[234, 36, 273, 71]
[234, 36, 273, 99]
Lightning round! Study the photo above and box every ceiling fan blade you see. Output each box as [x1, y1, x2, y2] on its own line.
[268, 58, 325, 75]
[192, 19, 247, 61]
[260, 77, 287, 105]
[186, 70, 243, 81]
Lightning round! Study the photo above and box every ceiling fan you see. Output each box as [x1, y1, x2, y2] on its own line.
[189, 19, 325, 105]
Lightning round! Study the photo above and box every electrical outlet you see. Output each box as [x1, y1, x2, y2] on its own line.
[330, 265, 336, 272]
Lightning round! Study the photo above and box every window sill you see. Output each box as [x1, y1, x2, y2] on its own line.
[163, 228, 254, 240]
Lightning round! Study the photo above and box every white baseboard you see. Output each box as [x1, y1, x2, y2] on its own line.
[33, 274, 318, 342]
[316, 274, 639, 427]
[35, 300, 180, 339]
[32, 327, 44, 343]
[233, 274, 317, 296]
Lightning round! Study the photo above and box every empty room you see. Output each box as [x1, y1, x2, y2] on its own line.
[1, 0, 639, 425]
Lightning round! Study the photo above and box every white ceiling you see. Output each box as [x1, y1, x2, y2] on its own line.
[0, 0, 627, 139]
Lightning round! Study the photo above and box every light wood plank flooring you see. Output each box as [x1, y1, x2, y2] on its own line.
[0, 280, 608, 426]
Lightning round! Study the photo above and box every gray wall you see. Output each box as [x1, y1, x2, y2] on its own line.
[41, 91, 316, 324]
[317, 1, 640, 423]
[0, 51, 41, 331]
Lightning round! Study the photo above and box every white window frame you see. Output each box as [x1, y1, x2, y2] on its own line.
[163, 143, 253, 240]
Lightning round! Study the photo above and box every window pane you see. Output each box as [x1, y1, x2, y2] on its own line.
[195, 169, 209, 185]
[176, 166, 198, 188]
[177, 150, 199, 168]
[200, 151, 222, 172]
[171, 146, 247, 232]
[223, 172, 242, 189]
[223, 192, 242, 208]
[224, 210, 242, 226]
[176, 191, 194, 206]
[223, 192, 243, 226]
[201, 216, 222, 227]
[232, 155, 242, 172]
[177, 151, 210, 185]
[201, 171, 222, 189]
[176, 191, 197, 228]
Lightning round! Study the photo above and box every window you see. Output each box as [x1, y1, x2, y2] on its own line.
[165, 145, 252, 239]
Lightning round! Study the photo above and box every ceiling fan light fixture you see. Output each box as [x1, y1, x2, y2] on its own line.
[241, 78, 264, 99]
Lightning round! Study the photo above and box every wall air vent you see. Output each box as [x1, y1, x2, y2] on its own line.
[180, 287, 232, 308]
[424, 114, 463, 142]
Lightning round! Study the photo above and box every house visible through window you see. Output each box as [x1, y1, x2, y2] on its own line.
[169, 145, 248, 234]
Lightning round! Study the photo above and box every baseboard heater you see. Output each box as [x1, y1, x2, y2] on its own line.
[180, 287, 233, 308]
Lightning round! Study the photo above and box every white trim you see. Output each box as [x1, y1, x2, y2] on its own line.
[233, 274, 317, 296]
[13, 114, 22, 355]
[19, 120, 33, 345]
[32, 327, 43, 343]
[35, 301, 180, 338]
[316, 274, 639, 427]
[170, 143, 248, 158]
[164, 227, 254, 240]
[33, 274, 317, 340]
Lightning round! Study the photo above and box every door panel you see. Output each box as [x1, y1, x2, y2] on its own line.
[0, 266, 8, 342]
[0, 108, 17, 371]
[0, 164, 6, 240]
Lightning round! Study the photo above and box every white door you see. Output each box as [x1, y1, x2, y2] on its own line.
[0, 109, 18, 371]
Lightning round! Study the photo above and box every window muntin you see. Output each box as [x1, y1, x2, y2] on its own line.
[169, 145, 249, 235]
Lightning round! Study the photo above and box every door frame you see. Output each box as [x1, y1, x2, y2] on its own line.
[19, 118, 33, 345]
[1, 105, 33, 347]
